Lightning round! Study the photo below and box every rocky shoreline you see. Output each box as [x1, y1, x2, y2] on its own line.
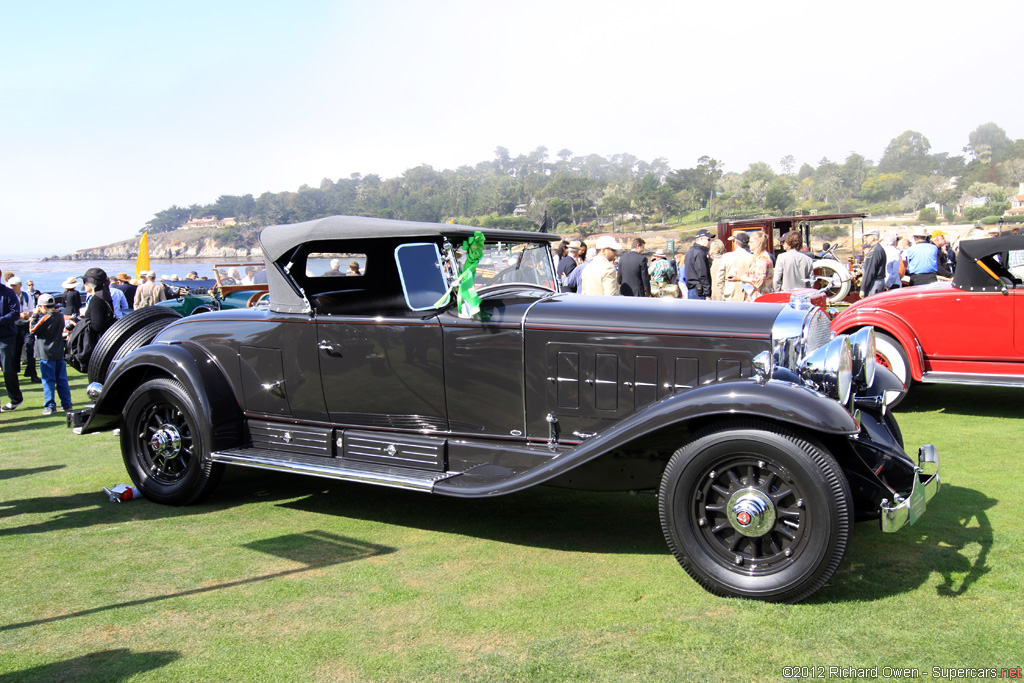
[49, 227, 258, 261]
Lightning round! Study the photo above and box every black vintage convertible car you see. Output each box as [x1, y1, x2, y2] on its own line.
[70, 216, 939, 603]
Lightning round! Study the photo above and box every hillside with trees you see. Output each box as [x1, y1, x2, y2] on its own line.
[141, 122, 1024, 244]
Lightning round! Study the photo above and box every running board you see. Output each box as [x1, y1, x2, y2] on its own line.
[921, 371, 1024, 388]
[209, 447, 461, 491]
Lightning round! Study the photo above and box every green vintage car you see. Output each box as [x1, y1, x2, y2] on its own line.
[158, 263, 269, 316]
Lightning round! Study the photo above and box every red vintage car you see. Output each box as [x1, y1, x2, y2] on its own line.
[831, 235, 1024, 405]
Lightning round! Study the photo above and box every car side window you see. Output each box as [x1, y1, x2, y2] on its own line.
[306, 253, 366, 278]
[395, 243, 448, 311]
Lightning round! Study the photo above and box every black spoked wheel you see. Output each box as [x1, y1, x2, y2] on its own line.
[121, 378, 222, 505]
[659, 419, 852, 603]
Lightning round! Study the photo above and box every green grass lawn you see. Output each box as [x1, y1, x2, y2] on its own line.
[1, 372, 1021, 682]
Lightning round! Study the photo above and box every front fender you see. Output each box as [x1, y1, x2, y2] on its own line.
[81, 341, 243, 450]
[434, 379, 858, 497]
[832, 309, 925, 381]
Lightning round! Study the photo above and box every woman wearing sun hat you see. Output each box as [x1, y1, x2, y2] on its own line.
[61, 277, 82, 318]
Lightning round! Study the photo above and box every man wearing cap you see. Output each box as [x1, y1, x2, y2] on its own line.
[582, 236, 621, 296]
[716, 231, 754, 302]
[684, 229, 713, 299]
[134, 271, 167, 308]
[29, 293, 72, 415]
[859, 231, 887, 298]
[932, 230, 956, 277]
[773, 231, 815, 292]
[0, 270, 24, 410]
[903, 228, 940, 286]
[618, 238, 651, 297]
[111, 272, 138, 311]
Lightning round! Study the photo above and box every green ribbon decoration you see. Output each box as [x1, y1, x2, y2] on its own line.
[456, 231, 486, 318]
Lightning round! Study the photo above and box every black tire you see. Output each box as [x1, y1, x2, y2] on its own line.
[88, 307, 183, 383]
[873, 331, 910, 408]
[110, 319, 175, 366]
[120, 378, 223, 505]
[659, 419, 852, 603]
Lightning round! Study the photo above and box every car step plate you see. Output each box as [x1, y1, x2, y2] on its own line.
[210, 447, 460, 491]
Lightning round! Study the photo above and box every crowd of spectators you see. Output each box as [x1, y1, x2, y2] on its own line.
[553, 223, 1019, 303]
[0, 265, 213, 415]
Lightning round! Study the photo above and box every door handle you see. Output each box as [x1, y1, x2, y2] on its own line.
[318, 340, 342, 357]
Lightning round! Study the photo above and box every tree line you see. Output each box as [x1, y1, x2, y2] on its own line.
[141, 122, 1024, 240]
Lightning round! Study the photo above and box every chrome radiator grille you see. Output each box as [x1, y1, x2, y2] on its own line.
[803, 309, 832, 354]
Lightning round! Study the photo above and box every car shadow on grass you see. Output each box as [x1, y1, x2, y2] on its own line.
[264, 471, 668, 556]
[0, 464, 65, 481]
[895, 383, 1022, 418]
[0, 648, 180, 683]
[0, 471, 335, 537]
[810, 484, 995, 603]
[0, 530, 393, 633]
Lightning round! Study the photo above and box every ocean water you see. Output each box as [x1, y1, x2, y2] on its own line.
[2, 256, 370, 294]
[0, 258, 255, 294]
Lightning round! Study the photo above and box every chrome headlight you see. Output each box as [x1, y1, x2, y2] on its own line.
[848, 327, 876, 390]
[771, 304, 832, 372]
[86, 382, 104, 401]
[799, 336, 853, 404]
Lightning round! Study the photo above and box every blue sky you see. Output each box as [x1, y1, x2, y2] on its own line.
[2, 0, 1020, 256]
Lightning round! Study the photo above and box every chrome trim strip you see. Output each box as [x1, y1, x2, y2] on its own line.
[921, 371, 1024, 387]
[210, 448, 459, 491]
[880, 444, 940, 533]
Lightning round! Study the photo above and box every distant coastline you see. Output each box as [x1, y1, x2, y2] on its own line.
[59, 225, 258, 261]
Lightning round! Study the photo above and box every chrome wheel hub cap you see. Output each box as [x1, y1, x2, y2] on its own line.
[727, 487, 777, 537]
[149, 424, 182, 459]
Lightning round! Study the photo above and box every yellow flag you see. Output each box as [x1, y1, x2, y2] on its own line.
[136, 232, 150, 280]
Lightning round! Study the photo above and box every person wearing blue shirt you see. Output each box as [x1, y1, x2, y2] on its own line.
[903, 228, 939, 286]
[109, 286, 130, 319]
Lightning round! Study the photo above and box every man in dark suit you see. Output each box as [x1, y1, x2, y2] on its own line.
[617, 238, 651, 297]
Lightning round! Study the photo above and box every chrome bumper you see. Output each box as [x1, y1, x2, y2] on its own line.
[880, 444, 940, 532]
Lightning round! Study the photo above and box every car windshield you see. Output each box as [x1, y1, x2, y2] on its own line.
[472, 240, 556, 290]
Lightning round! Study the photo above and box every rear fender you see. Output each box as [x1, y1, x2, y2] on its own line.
[82, 342, 243, 450]
[434, 379, 859, 497]
[833, 310, 925, 381]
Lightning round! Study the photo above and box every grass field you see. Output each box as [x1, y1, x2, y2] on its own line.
[1, 372, 1021, 682]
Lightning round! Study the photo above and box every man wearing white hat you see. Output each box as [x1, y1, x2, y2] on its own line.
[582, 236, 621, 296]
[0, 270, 24, 410]
[903, 227, 939, 286]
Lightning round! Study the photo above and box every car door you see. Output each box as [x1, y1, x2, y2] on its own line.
[910, 289, 1016, 364]
[439, 295, 536, 439]
[316, 241, 449, 432]
[317, 314, 447, 431]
